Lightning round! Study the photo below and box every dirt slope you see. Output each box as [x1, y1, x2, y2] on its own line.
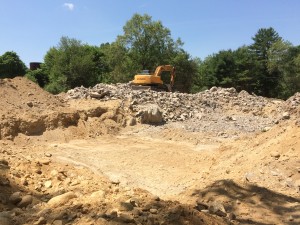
[0, 77, 299, 225]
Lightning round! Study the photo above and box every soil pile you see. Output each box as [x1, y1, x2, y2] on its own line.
[0, 77, 128, 140]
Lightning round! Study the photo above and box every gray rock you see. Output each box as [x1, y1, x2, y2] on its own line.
[208, 201, 227, 217]
[140, 104, 163, 124]
[27, 101, 33, 107]
[118, 202, 134, 211]
[126, 117, 136, 126]
[288, 215, 294, 221]
[270, 151, 280, 159]
[44, 153, 52, 157]
[33, 217, 47, 225]
[229, 87, 237, 93]
[210, 86, 218, 92]
[129, 198, 140, 207]
[238, 90, 250, 97]
[118, 212, 134, 223]
[17, 195, 33, 208]
[201, 209, 209, 213]
[52, 220, 63, 225]
[262, 126, 271, 132]
[153, 195, 160, 201]
[105, 209, 118, 219]
[228, 212, 236, 220]
[44, 180, 52, 188]
[9, 192, 22, 205]
[90, 190, 106, 202]
[245, 172, 256, 182]
[195, 199, 208, 211]
[111, 179, 120, 185]
[0, 213, 12, 225]
[47, 192, 77, 208]
[150, 208, 158, 214]
[0, 159, 8, 166]
[37, 208, 52, 217]
[132, 208, 142, 217]
[282, 112, 290, 120]
[38, 158, 51, 165]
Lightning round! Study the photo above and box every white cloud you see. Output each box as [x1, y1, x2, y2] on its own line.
[63, 3, 75, 11]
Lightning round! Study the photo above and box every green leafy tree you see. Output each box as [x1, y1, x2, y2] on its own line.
[233, 46, 257, 92]
[25, 66, 49, 87]
[44, 37, 108, 93]
[99, 42, 135, 83]
[268, 42, 300, 98]
[43, 47, 67, 93]
[117, 14, 183, 71]
[0, 51, 27, 78]
[214, 50, 236, 87]
[195, 55, 218, 91]
[171, 51, 198, 92]
[195, 50, 236, 91]
[250, 27, 282, 97]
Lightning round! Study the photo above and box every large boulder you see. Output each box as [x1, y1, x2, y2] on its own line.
[138, 104, 163, 124]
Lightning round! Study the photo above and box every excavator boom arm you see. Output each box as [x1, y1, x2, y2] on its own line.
[153, 65, 175, 87]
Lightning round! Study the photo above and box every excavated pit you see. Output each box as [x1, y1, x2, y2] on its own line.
[0, 77, 299, 225]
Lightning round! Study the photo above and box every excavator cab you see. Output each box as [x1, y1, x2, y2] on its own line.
[130, 65, 175, 92]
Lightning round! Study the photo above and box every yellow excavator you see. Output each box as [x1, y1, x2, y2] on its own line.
[130, 65, 175, 92]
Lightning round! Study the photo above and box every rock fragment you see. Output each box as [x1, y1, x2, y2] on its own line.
[208, 201, 227, 217]
[17, 195, 33, 208]
[47, 192, 77, 208]
[270, 151, 281, 159]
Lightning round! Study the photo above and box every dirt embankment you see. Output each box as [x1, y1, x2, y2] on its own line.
[0, 77, 299, 225]
[0, 78, 131, 141]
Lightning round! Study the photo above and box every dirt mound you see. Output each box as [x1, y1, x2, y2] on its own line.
[0, 77, 63, 114]
[0, 78, 128, 140]
[181, 120, 300, 224]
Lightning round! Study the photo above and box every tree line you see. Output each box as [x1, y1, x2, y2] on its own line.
[193, 27, 300, 99]
[0, 14, 299, 99]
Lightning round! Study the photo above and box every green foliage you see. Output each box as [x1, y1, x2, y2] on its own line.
[117, 14, 183, 70]
[194, 27, 299, 99]
[268, 43, 300, 98]
[193, 55, 218, 91]
[171, 51, 198, 93]
[43, 37, 109, 94]
[0, 51, 27, 78]
[251, 27, 282, 60]
[232, 46, 257, 92]
[250, 27, 282, 97]
[194, 50, 237, 91]
[99, 42, 136, 83]
[25, 67, 49, 87]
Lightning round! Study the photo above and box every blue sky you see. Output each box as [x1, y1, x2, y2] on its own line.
[1, 0, 299, 67]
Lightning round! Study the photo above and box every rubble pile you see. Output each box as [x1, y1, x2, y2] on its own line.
[70, 84, 296, 117]
[285, 92, 300, 114]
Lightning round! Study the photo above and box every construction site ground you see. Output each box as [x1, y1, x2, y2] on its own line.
[0, 77, 299, 225]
